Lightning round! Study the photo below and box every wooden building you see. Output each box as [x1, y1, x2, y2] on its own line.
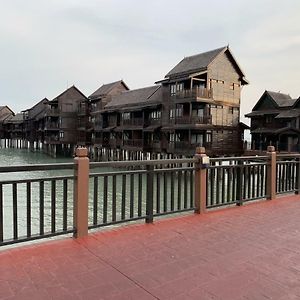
[0, 106, 14, 141]
[3, 113, 25, 148]
[246, 91, 300, 152]
[44, 85, 88, 157]
[156, 46, 249, 156]
[23, 98, 49, 150]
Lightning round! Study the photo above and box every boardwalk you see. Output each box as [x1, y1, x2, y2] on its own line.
[1, 195, 300, 300]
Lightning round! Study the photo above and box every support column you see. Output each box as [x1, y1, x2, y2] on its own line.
[266, 146, 276, 200]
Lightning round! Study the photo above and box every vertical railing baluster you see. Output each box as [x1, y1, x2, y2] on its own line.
[163, 171, 167, 212]
[227, 168, 231, 203]
[216, 166, 220, 205]
[103, 176, 108, 224]
[211, 167, 215, 206]
[190, 169, 194, 208]
[39, 181, 44, 236]
[0, 184, 3, 243]
[13, 183, 18, 240]
[121, 174, 126, 220]
[93, 177, 98, 225]
[170, 171, 174, 211]
[236, 161, 243, 205]
[51, 180, 56, 233]
[112, 175, 116, 222]
[256, 165, 260, 198]
[63, 179, 68, 231]
[138, 173, 142, 217]
[26, 182, 31, 238]
[146, 165, 154, 223]
[184, 170, 188, 209]
[221, 167, 225, 204]
[130, 174, 134, 218]
[156, 173, 161, 214]
[177, 170, 182, 210]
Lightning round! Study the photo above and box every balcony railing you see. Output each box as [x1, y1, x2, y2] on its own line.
[175, 88, 212, 100]
[169, 141, 212, 151]
[146, 118, 162, 126]
[175, 115, 212, 125]
[47, 108, 59, 116]
[123, 139, 143, 148]
[45, 123, 59, 130]
[122, 118, 144, 127]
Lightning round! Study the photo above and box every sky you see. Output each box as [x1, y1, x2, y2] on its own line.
[0, 0, 299, 125]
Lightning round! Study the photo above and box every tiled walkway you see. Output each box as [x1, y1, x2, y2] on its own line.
[1, 195, 300, 299]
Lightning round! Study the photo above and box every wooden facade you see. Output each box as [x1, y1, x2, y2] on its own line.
[246, 91, 300, 152]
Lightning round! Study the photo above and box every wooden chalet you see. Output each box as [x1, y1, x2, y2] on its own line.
[44, 85, 88, 157]
[89, 80, 129, 147]
[246, 91, 300, 152]
[23, 98, 49, 149]
[3, 113, 24, 141]
[157, 45, 249, 156]
[103, 86, 162, 153]
[0, 106, 14, 139]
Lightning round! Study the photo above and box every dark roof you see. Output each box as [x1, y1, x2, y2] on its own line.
[266, 91, 296, 107]
[275, 109, 300, 119]
[52, 85, 87, 102]
[4, 113, 24, 124]
[245, 110, 280, 117]
[105, 86, 161, 109]
[165, 47, 226, 78]
[89, 80, 129, 99]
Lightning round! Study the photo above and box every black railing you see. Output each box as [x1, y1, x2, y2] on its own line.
[207, 157, 268, 208]
[0, 163, 74, 246]
[88, 159, 195, 229]
[1, 151, 299, 248]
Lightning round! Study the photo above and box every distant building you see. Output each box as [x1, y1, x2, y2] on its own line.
[245, 90, 300, 152]
[0, 106, 14, 139]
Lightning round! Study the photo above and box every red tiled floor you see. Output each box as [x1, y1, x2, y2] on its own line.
[1, 195, 300, 299]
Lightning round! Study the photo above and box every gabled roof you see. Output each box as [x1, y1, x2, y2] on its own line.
[165, 47, 226, 78]
[51, 85, 88, 102]
[275, 109, 300, 119]
[251, 90, 296, 112]
[105, 86, 161, 109]
[0, 106, 14, 115]
[89, 80, 129, 99]
[164, 46, 248, 84]
[4, 113, 24, 124]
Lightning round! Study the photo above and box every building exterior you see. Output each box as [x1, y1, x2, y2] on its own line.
[0, 46, 249, 158]
[246, 90, 300, 152]
[44, 85, 88, 157]
[0, 106, 14, 140]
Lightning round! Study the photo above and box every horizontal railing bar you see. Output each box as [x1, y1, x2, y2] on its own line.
[0, 229, 74, 247]
[0, 163, 74, 173]
[90, 167, 195, 178]
[277, 154, 300, 158]
[88, 215, 146, 229]
[90, 158, 196, 169]
[0, 175, 74, 185]
[210, 156, 268, 162]
[153, 207, 194, 217]
[208, 163, 267, 169]
[207, 201, 237, 208]
[276, 190, 296, 195]
[276, 161, 297, 164]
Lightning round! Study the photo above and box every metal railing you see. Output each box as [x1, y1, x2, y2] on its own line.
[0, 146, 299, 247]
[0, 163, 74, 246]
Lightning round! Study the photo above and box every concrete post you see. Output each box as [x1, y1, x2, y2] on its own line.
[266, 146, 276, 200]
[73, 147, 89, 238]
[194, 147, 209, 214]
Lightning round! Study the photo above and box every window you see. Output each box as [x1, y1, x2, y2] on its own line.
[150, 110, 161, 119]
[230, 83, 234, 90]
[191, 134, 203, 145]
[169, 108, 175, 119]
[176, 106, 183, 117]
[170, 83, 184, 96]
[170, 84, 176, 96]
[169, 133, 175, 142]
[206, 132, 212, 143]
[122, 112, 130, 120]
[59, 131, 64, 139]
[266, 115, 273, 124]
[192, 108, 204, 117]
[229, 107, 234, 114]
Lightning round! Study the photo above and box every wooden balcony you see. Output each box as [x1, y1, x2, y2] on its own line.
[144, 141, 161, 152]
[175, 115, 212, 125]
[122, 118, 144, 127]
[175, 88, 212, 100]
[169, 141, 212, 152]
[47, 108, 59, 116]
[146, 118, 162, 126]
[123, 139, 143, 148]
[44, 123, 59, 130]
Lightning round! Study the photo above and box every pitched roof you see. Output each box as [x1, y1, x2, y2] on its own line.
[4, 113, 24, 124]
[165, 47, 226, 78]
[89, 80, 129, 99]
[266, 91, 296, 107]
[275, 109, 300, 119]
[51, 85, 87, 102]
[105, 86, 161, 109]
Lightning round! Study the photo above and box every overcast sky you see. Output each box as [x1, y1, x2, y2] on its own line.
[0, 0, 299, 124]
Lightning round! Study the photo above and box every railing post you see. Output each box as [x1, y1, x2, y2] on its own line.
[194, 147, 209, 214]
[73, 147, 89, 238]
[146, 164, 154, 223]
[266, 146, 276, 200]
